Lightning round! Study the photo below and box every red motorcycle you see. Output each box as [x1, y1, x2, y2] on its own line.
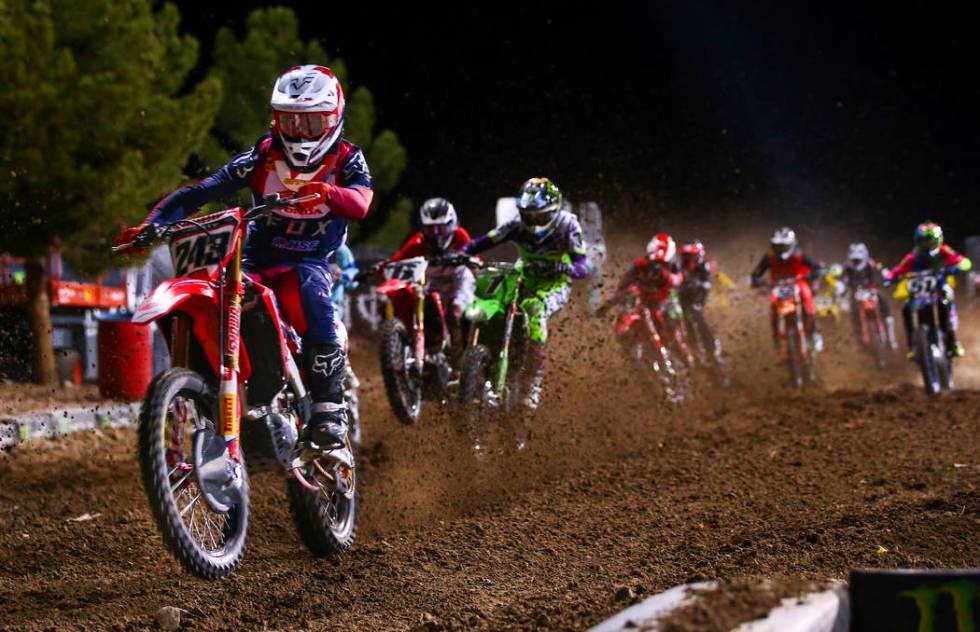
[852, 284, 891, 370]
[604, 285, 692, 403]
[369, 254, 477, 424]
[114, 193, 357, 579]
[766, 277, 818, 388]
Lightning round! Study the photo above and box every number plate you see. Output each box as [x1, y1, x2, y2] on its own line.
[907, 274, 939, 298]
[854, 288, 873, 302]
[385, 257, 427, 283]
[773, 285, 795, 301]
[170, 224, 235, 277]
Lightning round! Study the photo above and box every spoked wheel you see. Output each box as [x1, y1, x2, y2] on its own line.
[870, 317, 889, 371]
[936, 331, 955, 391]
[654, 346, 691, 404]
[459, 343, 494, 456]
[287, 446, 358, 556]
[139, 368, 249, 580]
[786, 327, 806, 389]
[379, 319, 422, 424]
[917, 324, 941, 395]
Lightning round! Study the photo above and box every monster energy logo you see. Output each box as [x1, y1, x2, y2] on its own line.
[901, 579, 977, 632]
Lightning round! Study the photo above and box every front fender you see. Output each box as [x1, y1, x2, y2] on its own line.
[133, 278, 253, 381]
[133, 278, 216, 324]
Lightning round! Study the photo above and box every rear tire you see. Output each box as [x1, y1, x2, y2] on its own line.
[379, 318, 421, 424]
[286, 451, 358, 556]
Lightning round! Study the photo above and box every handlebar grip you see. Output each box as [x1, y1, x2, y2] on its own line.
[288, 193, 320, 205]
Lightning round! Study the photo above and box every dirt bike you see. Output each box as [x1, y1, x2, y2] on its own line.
[457, 261, 532, 454]
[679, 284, 731, 388]
[766, 277, 819, 389]
[603, 285, 693, 404]
[370, 254, 476, 424]
[851, 284, 891, 371]
[113, 193, 357, 579]
[891, 270, 955, 395]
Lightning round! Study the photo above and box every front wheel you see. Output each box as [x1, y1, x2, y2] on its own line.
[786, 326, 805, 389]
[869, 314, 889, 371]
[379, 318, 422, 424]
[458, 343, 494, 454]
[917, 323, 941, 395]
[139, 368, 249, 580]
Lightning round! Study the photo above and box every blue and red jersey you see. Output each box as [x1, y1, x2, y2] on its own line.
[145, 134, 373, 269]
[887, 245, 971, 278]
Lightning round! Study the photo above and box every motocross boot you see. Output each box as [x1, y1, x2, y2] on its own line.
[303, 342, 349, 449]
[521, 343, 547, 411]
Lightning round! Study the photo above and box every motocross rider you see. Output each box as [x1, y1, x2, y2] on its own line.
[116, 65, 372, 450]
[841, 242, 898, 349]
[605, 233, 692, 364]
[329, 243, 359, 327]
[750, 227, 826, 353]
[678, 239, 724, 360]
[462, 177, 588, 410]
[882, 222, 972, 358]
[379, 198, 475, 354]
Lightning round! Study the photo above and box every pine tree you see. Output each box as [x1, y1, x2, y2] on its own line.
[203, 7, 410, 248]
[0, 0, 221, 384]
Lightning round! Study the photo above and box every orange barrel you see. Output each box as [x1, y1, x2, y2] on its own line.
[97, 313, 152, 400]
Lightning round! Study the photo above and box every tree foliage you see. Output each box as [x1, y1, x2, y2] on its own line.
[203, 7, 409, 246]
[0, 0, 221, 275]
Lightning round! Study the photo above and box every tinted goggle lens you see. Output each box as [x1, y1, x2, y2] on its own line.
[423, 225, 454, 236]
[276, 112, 334, 139]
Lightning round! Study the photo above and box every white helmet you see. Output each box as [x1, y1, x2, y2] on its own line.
[847, 242, 869, 270]
[770, 226, 797, 260]
[270, 65, 345, 170]
[419, 198, 458, 254]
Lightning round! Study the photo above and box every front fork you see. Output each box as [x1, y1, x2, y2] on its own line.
[495, 278, 523, 394]
[219, 240, 244, 463]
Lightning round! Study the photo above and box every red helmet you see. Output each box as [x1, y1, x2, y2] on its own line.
[679, 239, 705, 264]
[646, 233, 676, 264]
[270, 65, 346, 170]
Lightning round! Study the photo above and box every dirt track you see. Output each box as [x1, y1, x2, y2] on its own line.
[1, 233, 979, 631]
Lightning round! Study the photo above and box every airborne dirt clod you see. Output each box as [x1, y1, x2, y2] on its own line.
[0, 231, 978, 631]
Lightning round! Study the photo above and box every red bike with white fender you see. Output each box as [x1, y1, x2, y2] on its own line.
[605, 285, 693, 403]
[852, 284, 891, 370]
[114, 193, 357, 579]
[767, 277, 818, 388]
[369, 254, 477, 424]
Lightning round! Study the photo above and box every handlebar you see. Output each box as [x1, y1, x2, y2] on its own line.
[112, 192, 321, 254]
[429, 253, 482, 268]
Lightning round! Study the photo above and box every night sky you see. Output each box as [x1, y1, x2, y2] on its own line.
[171, 1, 978, 248]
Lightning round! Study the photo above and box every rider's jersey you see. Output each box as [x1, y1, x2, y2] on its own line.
[679, 259, 713, 303]
[463, 210, 588, 280]
[617, 258, 683, 307]
[842, 260, 882, 290]
[389, 227, 474, 287]
[888, 245, 971, 277]
[145, 134, 373, 268]
[751, 249, 823, 284]
[389, 228, 472, 261]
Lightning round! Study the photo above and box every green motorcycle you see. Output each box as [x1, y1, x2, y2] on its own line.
[458, 262, 530, 454]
